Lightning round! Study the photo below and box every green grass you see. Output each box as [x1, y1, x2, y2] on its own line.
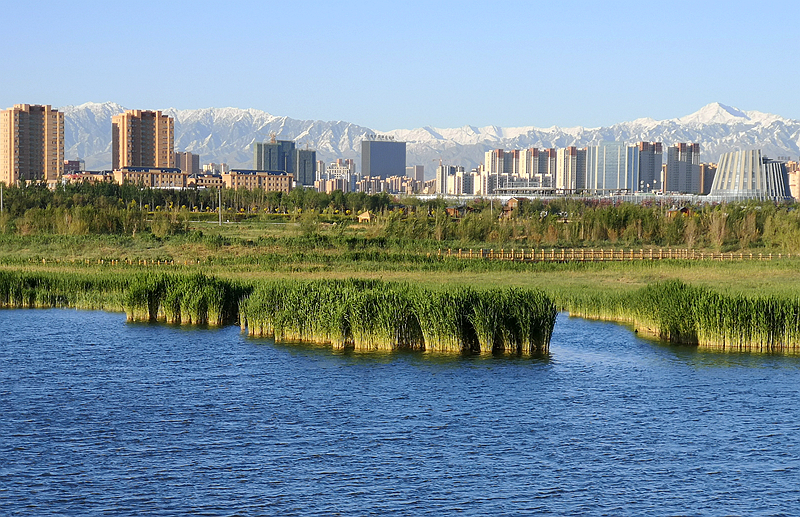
[6, 222, 800, 354]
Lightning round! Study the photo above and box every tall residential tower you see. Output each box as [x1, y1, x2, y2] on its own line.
[111, 110, 174, 169]
[0, 104, 64, 185]
[637, 142, 663, 192]
[666, 143, 700, 193]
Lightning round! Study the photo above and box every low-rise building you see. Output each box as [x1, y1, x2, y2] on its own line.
[315, 177, 350, 194]
[113, 167, 188, 188]
[708, 150, 792, 201]
[222, 170, 293, 192]
[187, 173, 224, 189]
[64, 160, 85, 174]
[62, 171, 113, 185]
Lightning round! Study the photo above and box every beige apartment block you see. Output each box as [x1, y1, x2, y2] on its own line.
[112, 110, 174, 169]
[223, 170, 293, 193]
[0, 104, 64, 185]
[187, 173, 224, 189]
[175, 151, 200, 174]
[113, 167, 188, 188]
[62, 172, 113, 185]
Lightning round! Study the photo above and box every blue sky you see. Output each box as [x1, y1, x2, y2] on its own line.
[3, 0, 798, 130]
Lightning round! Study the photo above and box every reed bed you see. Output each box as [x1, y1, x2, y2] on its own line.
[0, 269, 129, 310]
[563, 279, 800, 352]
[0, 269, 247, 326]
[8, 265, 799, 354]
[240, 279, 557, 353]
[123, 273, 247, 326]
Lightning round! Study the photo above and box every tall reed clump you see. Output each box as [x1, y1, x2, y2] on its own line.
[412, 287, 479, 352]
[123, 273, 246, 326]
[0, 269, 129, 310]
[691, 290, 800, 352]
[564, 279, 800, 353]
[240, 279, 557, 353]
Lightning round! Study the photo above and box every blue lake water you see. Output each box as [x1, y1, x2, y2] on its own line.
[2, 309, 800, 515]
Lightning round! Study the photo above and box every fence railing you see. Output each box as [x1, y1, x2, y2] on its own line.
[436, 248, 790, 262]
[23, 248, 793, 267]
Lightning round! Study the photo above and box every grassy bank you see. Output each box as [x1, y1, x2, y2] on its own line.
[5, 223, 800, 354]
[5, 261, 800, 353]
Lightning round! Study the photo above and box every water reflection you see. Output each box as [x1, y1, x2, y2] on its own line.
[249, 335, 553, 367]
[554, 312, 800, 371]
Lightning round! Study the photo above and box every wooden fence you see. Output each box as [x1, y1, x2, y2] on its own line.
[436, 248, 791, 262]
[25, 249, 793, 267]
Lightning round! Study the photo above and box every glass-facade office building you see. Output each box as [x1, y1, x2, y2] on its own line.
[361, 140, 406, 179]
[253, 140, 295, 173]
[294, 149, 316, 186]
[585, 142, 638, 194]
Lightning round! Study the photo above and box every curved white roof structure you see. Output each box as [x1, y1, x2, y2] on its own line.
[708, 149, 792, 201]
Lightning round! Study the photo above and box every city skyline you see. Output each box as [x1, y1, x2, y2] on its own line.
[3, 1, 799, 131]
[35, 100, 800, 173]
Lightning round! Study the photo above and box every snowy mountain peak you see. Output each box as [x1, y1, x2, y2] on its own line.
[676, 102, 750, 125]
[61, 101, 800, 174]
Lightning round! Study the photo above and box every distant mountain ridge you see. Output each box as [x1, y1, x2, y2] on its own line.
[61, 102, 800, 176]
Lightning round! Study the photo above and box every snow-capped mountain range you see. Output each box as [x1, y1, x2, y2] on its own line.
[62, 102, 800, 177]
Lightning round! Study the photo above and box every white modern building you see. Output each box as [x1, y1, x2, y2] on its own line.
[708, 149, 792, 201]
[585, 142, 639, 194]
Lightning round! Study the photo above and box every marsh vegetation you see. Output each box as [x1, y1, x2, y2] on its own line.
[4, 183, 800, 353]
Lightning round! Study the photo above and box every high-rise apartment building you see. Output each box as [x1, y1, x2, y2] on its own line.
[699, 163, 717, 195]
[539, 149, 557, 188]
[320, 159, 357, 192]
[666, 143, 700, 193]
[0, 104, 64, 185]
[112, 110, 174, 170]
[637, 142, 663, 192]
[519, 148, 538, 180]
[436, 162, 456, 194]
[448, 168, 473, 195]
[505, 150, 520, 176]
[484, 149, 505, 176]
[361, 138, 406, 179]
[556, 146, 586, 190]
[174, 151, 200, 175]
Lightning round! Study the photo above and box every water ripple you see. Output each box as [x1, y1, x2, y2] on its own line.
[2, 310, 800, 515]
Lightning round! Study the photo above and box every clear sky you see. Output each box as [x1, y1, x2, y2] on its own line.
[3, 0, 798, 131]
